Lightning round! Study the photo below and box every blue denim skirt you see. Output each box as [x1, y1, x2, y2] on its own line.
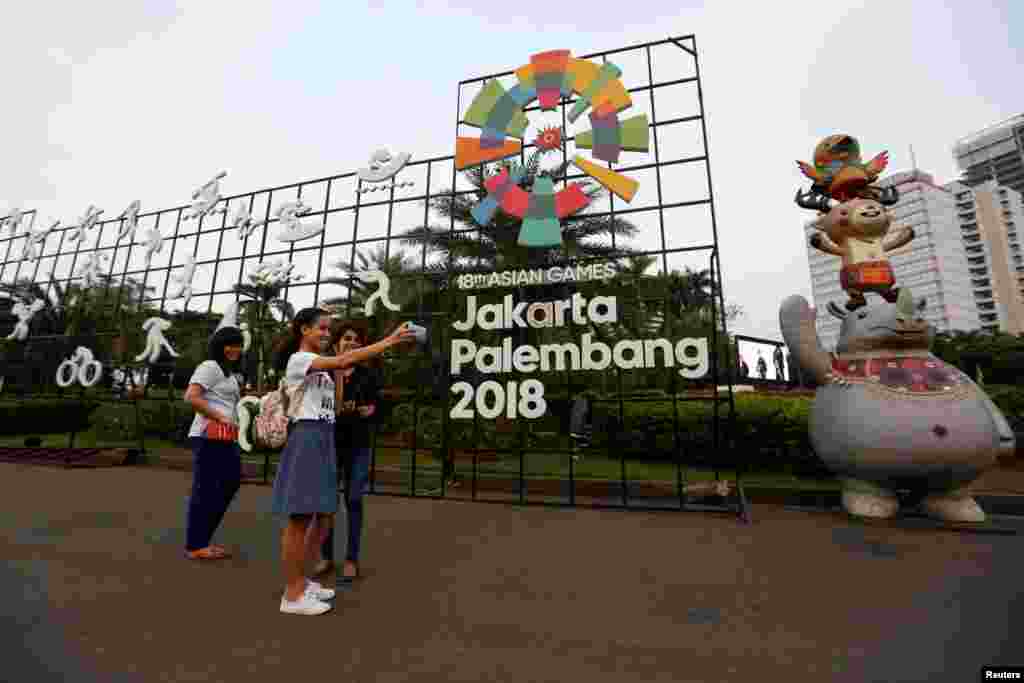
[270, 420, 339, 517]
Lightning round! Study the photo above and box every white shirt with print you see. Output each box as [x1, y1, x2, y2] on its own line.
[286, 351, 336, 424]
[187, 360, 241, 438]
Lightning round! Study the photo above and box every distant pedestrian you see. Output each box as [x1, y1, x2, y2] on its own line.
[773, 346, 786, 381]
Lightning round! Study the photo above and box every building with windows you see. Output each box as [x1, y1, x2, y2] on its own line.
[804, 169, 980, 351]
[953, 114, 1024, 196]
[944, 179, 1024, 334]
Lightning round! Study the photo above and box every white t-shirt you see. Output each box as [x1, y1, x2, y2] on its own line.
[286, 351, 336, 424]
[187, 360, 241, 438]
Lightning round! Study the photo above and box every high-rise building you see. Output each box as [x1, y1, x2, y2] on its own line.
[953, 114, 1024, 195]
[804, 169, 980, 351]
[944, 179, 1024, 334]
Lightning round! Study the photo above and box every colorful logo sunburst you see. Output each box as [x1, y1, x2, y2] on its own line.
[455, 50, 650, 247]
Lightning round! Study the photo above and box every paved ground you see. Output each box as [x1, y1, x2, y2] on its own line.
[2, 463, 1022, 683]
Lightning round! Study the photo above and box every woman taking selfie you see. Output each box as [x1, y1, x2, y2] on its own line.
[271, 307, 415, 616]
[183, 320, 247, 561]
[313, 320, 384, 584]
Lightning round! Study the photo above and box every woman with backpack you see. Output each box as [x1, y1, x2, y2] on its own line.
[182, 316, 247, 561]
[312, 320, 383, 584]
[271, 307, 415, 616]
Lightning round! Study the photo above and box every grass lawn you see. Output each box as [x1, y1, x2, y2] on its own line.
[0, 425, 841, 492]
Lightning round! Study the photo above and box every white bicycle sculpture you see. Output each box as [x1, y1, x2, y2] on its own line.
[56, 346, 104, 388]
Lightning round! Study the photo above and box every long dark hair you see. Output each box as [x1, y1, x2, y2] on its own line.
[273, 307, 326, 372]
[208, 326, 245, 377]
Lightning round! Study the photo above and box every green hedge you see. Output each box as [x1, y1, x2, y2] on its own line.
[0, 399, 101, 436]
[1, 384, 1020, 463]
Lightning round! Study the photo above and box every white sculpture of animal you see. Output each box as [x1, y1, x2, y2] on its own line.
[56, 346, 103, 388]
[275, 199, 323, 243]
[136, 317, 179, 364]
[66, 205, 104, 242]
[118, 200, 141, 241]
[5, 299, 45, 341]
[142, 226, 164, 269]
[171, 254, 199, 303]
[358, 270, 401, 316]
[185, 171, 228, 221]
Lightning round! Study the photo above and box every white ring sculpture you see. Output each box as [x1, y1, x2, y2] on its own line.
[56, 346, 103, 388]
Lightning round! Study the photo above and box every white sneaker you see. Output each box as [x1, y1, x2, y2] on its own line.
[306, 579, 336, 601]
[280, 593, 332, 616]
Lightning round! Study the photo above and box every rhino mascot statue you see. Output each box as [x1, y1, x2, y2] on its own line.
[779, 288, 1015, 522]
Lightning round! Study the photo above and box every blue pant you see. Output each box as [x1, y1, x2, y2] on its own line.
[322, 446, 371, 563]
[185, 437, 242, 552]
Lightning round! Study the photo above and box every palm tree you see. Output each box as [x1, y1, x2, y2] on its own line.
[0, 273, 154, 338]
[233, 276, 296, 392]
[318, 244, 419, 317]
[400, 151, 639, 272]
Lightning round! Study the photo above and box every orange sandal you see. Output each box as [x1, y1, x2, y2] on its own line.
[210, 545, 232, 558]
[185, 547, 227, 560]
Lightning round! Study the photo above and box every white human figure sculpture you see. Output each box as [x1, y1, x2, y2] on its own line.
[216, 301, 252, 352]
[136, 317, 179, 364]
[117, 200, 141, 241]
[112, 366, 149, 394]
[357, 270, 401, 316]
[185, 171, 228, 221]
[250, 258, 301, 287]
[2, 208, 24, 236]
[5, 299, 45, 341]
[76, 251, 109, 288]
[275, 199, 323, 243]
[19, 219, 58, 262]
[230, 201, 265, 241]
[357, 149, 413, 183]
[142, 226, 164, 269]
[170, 254, 199, 303]
[66, 205, 104, 242]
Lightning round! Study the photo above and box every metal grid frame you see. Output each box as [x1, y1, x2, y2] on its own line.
[0, 35, 744, 518]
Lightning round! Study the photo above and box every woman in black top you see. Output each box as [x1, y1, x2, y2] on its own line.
[315, 320, 383, 584]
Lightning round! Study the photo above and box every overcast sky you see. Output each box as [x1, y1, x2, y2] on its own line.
[2, 0, 1021, 345]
